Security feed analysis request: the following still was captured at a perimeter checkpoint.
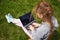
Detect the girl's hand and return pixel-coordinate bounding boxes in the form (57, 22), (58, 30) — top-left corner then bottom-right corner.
(31, 22), (40, 28)
(29, 25), (35, 31)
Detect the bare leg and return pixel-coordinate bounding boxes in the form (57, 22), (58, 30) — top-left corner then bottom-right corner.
(11, 18), (23, 27)
(5, 13), (33, 39)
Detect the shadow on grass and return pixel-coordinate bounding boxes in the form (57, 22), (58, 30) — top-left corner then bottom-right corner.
(52, 30), (60, 40)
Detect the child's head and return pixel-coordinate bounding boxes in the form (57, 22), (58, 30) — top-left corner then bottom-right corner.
(32, 0), (54, 22)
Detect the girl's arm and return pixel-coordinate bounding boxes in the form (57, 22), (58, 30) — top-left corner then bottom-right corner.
(21, 22), (40, 39)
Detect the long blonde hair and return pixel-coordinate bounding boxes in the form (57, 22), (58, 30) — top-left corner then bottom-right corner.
(32, 0), (54, 40)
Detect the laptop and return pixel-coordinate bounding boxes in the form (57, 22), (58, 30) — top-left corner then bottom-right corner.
(19, 12), (36, 29)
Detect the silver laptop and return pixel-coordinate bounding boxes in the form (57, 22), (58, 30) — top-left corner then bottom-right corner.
(19, 12), (36, 29)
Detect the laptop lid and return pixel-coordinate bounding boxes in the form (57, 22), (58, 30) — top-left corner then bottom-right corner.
(19, 12), (34, 27)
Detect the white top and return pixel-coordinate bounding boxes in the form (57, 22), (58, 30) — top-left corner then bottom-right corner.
(31, 16), (59, 40)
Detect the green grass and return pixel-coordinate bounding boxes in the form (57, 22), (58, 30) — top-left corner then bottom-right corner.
(0, 0), (60, 40)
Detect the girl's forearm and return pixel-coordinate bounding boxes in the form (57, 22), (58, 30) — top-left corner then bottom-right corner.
(21, 26), (33, 39)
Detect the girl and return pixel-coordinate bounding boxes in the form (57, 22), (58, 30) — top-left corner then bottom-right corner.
(5, 0), (59, 40)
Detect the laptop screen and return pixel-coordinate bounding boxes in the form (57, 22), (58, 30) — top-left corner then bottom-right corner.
(19, 12), (34, 26)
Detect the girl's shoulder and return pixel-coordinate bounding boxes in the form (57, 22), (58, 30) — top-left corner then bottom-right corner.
(40, 16), (59, 28)
(38, 22), (50, 30)
(41, 22), (50, 27)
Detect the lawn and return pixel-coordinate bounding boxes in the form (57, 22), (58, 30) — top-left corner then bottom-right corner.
(0, 0), (60, 40)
